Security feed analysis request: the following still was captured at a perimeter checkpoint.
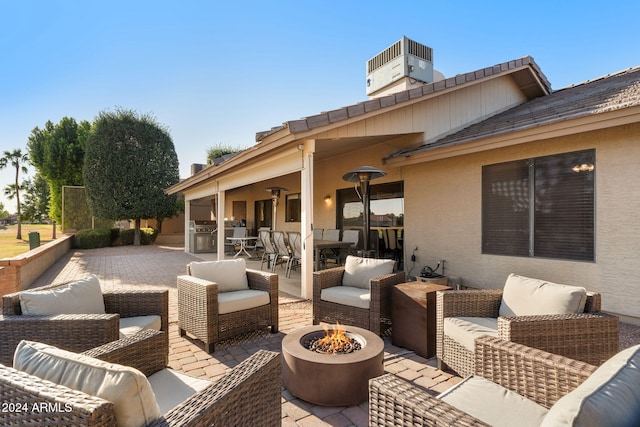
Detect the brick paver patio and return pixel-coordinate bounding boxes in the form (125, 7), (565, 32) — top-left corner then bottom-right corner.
(28, 243), (462, 426)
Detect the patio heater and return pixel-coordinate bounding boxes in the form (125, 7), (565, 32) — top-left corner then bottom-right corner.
(342, 166), (386, 256)
(266, 187), (288, 230)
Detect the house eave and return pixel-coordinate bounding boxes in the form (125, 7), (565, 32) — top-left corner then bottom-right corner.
(385, 106), (640, 167)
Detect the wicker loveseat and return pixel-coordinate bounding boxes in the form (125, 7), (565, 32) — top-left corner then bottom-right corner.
(0, 330), (282, 426)
(0, 275), (169, 367)
(178, 258), (278, 352)
(436, 273), (619, 377)
(313, 256), (406, 335)
(370, 336), (640, 427)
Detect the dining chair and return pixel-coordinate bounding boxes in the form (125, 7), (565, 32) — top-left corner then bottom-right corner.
(259, 230), (277, 271)
(271, 231), (291, 273)
(286, 231), (302, 278)
(322, 229), (342, 267)
(225, 226), (246, 254)
(341, 229), (360, 255)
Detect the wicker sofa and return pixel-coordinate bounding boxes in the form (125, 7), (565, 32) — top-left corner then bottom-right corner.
(370, 336), (640, 426)
(436, 274), (619, 377)
(0, 330), (282, 426)
(178, 259), (279, 352)
(313, 256), (406, 335)
(0, 276), (169, 367)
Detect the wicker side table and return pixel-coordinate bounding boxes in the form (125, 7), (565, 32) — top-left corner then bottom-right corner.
(392, 282), (452, 358)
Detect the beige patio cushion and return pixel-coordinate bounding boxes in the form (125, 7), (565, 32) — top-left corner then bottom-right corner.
(438, 375), (548, 427)
(147, 368), (212, 414)
(13, 340), (161, 427)
(320, 286), (370, 309)
(119, 315), (162, 339)
(188, 259), (249, 292)
(342, 256), (395, 290)
(217, 289), (270, 314)
(499, 274), (587, 317)
(443, 317), (498, 351)
(541, 344), (640, 426)
(19, 274), (106, 315)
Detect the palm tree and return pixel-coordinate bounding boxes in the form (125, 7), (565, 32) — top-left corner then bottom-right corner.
(0, 149), (30, 239)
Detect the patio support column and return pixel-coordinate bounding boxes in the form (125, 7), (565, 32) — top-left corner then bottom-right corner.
(183, 200), (191, 253)
(300, 140), (315, 300)
(216, 189), (226, 260)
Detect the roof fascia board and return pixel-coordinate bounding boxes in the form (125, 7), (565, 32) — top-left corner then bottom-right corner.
(167, 132), (298, 194)
(181, 144), (304, 199)
(386, 106), (640, 167)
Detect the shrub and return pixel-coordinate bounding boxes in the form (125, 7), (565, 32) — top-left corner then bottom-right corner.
(75, 227), (115, 249)
(119, 227), (158, 245)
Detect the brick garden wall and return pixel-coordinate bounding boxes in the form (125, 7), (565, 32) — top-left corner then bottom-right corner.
(0, 234), (73, 296)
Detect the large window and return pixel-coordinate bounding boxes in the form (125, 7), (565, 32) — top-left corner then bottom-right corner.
(482, 149), (595, 261)
(337, 181), (404, 229)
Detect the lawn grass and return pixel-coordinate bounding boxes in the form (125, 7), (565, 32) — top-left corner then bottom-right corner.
(0, 224), (58, 258)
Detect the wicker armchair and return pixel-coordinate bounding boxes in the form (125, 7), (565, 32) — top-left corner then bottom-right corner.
(370, 336), (640, 427)
(0, 281), (168, 367)
(178, 260), (278, 352)
(0, 330), (282, 426)
(436, 275), (619, 377)
(313, 256), (406, 335)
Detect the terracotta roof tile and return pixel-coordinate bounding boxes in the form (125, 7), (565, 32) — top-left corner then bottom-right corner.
(256, 56), (551, 141)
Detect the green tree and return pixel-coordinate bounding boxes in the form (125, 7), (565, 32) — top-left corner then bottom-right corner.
(21, 173), (50, 223)
(28, 117), (90, 223)
(0, 149), (30, 239)
(0, 202), (9, 219)
(206, 143), (240, 165)
(83, 108), (179, 245)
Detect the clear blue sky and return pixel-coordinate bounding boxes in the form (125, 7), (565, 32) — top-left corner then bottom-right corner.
(1, 0), (639, 213)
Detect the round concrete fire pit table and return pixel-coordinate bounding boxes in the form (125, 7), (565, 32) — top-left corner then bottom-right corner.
(282, 324), (384, 407)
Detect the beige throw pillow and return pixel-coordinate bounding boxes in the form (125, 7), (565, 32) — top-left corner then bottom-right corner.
(19, 275), (106, 315)
(499, 274), (587, 317)
(14, 340), (161, 427)
(342, 256), (395, 290)
(188, 259), (249, 292)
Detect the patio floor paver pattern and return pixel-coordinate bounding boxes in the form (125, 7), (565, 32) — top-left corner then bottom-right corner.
(27, 244), (462, 426)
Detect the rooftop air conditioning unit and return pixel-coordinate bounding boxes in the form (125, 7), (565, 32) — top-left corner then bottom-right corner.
(366, 36), (434, 96)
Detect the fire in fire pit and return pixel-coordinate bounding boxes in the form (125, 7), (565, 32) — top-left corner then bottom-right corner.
(304, 323), (362, 354)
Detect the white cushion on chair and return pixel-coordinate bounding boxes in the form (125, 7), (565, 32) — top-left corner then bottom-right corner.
(19, 275), (106, 315)
(119, 315), (162, 339)
(14, 340), (161, 427)
(148, 368), (211, 414)
(438, 375), (548, 427)
(443, 317), (498, 352)
(218, 289), (270, 314)
(188, 259), (249, 292)
(541, 344), (640, 427)
(321, 286), (370, 309)
(342, 256), (395, 290)
(499, 274), (587, 317)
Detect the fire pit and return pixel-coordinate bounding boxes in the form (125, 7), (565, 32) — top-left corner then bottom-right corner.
(282, 324), (384, 406)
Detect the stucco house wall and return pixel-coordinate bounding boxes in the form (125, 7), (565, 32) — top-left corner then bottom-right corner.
(402, 122), (640, 321)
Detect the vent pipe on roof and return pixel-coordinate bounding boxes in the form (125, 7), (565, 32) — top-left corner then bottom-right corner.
(190, 163), (206, 175)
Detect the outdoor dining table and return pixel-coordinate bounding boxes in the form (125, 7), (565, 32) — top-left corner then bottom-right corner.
(313, 240), (353, 270)
(227, 236), (258, 258)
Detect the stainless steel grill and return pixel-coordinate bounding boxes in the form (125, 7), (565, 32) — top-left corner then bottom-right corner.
(189, 220), (217, 253)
